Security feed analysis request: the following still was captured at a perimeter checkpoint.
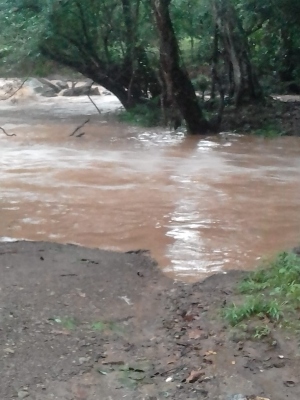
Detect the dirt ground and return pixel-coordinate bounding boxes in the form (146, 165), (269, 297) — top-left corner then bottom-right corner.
(221, 97), (300, 136)
(0, 241), (299, 400)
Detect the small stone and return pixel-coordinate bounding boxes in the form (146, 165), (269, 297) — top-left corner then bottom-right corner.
(4, 348), (15, 354)
(273, 360), (285, 368)
(18, 390), (29, 399)
(78, 357), (90, 365)
(225, 395), (247, 400)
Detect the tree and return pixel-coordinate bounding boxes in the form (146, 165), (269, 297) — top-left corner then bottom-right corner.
(151, 0), (210, 133)
(233, 0), (300, 90)
(39, 0), (160, 109)
(1, 0), (299, 132)
(212, 0), (263, 106)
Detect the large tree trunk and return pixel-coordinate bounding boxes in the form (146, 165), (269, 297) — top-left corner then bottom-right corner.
(212, 0), (263, 106)
(151, 0), (210, 134)
(41, 42), (159, 110)
(210, 24), (225, 127)
(40, 0), (160, 111)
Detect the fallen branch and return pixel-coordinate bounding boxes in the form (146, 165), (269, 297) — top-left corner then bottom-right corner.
(69, 118), (90, 136)
(0, 77), (29, 101)
(87, 82), (102, 114)
(0, 126), (16, 137)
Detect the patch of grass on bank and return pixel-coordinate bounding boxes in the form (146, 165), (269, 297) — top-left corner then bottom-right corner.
(91, 320), (125, 335)
(50, 316), (79, 330)
(119, 103), (162, 127)
(253, 122), (284, 137)
(224, 252), (300, 332)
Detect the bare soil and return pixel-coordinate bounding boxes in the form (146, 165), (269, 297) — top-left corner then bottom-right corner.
(0, 241), (299, 400)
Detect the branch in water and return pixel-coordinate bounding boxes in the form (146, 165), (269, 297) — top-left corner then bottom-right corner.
(0, 77), (29, 101)
(0, 126), (16, 137)
(88, 82), (102, 114)
(69, 118), (90, 136)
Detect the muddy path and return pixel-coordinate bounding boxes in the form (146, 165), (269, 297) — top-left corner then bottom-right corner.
(1, 241), (299, 400)
(1, 93), (300, 280)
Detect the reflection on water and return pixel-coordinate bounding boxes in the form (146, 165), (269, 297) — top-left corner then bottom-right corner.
(1, 96), (300, 280)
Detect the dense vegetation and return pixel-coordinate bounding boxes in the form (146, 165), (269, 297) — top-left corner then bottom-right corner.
(0, 0), (299, 133)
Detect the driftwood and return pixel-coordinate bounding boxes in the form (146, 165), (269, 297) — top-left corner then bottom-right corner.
(0, 126), (16, 137)
(69, 118), (90, 136)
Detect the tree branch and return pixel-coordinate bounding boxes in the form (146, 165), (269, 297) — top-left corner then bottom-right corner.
(70, 119), (90, 136)
(87, 82), (102, 114)
(0, 77), (29, 101)
(0, 126), (16, 137)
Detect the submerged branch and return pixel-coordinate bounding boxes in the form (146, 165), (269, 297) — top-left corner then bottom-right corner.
(69, 119), (90, 136)
(0, 78), (29, 101)
(87, 82), (101, 114)
(0, 126), (16, 137)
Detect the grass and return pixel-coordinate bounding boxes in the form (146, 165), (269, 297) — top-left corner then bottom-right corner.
(223, 252), (300, 332)
(253, 122), (284, 137)
(119, 103), (162, 127)
(91, 320), (125, 335)
(50, 316), (79, 330)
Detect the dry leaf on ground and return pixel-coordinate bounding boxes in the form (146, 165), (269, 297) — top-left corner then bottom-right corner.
(186, 370), (204, 383)
(188, 329), (203, 340)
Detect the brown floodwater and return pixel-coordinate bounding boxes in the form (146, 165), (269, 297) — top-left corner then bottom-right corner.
(0, 94), (300, 280)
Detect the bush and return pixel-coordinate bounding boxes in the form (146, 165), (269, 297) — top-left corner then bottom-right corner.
(118, 103), (162, 127)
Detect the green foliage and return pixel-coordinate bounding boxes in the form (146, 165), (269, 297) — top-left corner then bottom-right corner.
(224, 252), (300, 329)
(192, 75), (210, 92)
(234, 0), (300, 83)
(91, 320), (125, 335)
(51, 316), (78, 330)
(253, 123), (283, 138)
(253, 324), (271, 339)
(119, 103), (162, 127)
(223, 297), (281, 326)
(0, 0), (48, 75)
(1, 0), (299, 121)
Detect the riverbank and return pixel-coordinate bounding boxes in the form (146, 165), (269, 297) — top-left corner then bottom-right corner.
(221, 97), (300, 137)
(1, 241), (299, 400)
(1, 78), (300, 137)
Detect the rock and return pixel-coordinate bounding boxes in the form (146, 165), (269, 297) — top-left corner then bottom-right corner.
(54, 80), (69, 91)
(58, 85), (100, 96)
(58, 88), (75, 97)
(18, 390), (30, 399)
(91, 87), (100, 95)
(25, 78), (57, 97)
(225, 395), (247, 400)
(37, 78), (69, 93)
(293, 246), (300, 256)
(78, 356), (90, 365)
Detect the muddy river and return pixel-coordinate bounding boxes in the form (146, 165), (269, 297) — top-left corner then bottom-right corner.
(1, 94), (300, 280)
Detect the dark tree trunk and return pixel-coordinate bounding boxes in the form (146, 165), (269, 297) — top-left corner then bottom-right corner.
(209, 24), (225, 128)
(151, 0), (210, 134)
(40, 0), (160, 111)
(41, 42), (159, 110)
(279, 28), (299, 83)
(212, 0), (263, 107)
(210, 24), (219, 101)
